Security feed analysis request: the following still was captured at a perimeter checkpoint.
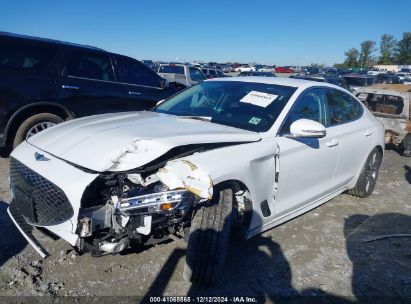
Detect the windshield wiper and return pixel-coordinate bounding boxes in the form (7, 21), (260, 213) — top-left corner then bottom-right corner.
(178, 116), (212, 122)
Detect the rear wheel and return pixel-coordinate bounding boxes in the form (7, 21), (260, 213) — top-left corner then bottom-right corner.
(13, 113), (63, 148)
(348, 148), (382, 197)
(183, 188), (233, 287)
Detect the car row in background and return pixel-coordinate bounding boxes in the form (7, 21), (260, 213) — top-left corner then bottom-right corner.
(238, 71), (276, 77)
(200, 67), (227, 79)
(290, 74), (350, 91)
(0, 32), (177, 150)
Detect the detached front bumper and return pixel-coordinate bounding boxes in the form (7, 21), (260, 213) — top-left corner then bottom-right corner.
(7, 201), (49, 258)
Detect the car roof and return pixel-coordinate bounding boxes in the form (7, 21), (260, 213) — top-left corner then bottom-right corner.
(0, 31), (105, 52)
(207, 76), (344, 90)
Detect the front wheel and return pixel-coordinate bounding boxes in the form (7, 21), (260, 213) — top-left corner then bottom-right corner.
(348, 148), (382, 197)
(183, 188), (233, 287)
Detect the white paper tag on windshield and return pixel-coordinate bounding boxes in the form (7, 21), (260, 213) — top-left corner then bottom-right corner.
(240, 91), (278, 108)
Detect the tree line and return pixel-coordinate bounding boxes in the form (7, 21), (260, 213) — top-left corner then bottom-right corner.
(334, 32), (411, 69)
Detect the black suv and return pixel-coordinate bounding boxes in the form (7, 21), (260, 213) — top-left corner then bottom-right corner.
(0, 32), (176, 149)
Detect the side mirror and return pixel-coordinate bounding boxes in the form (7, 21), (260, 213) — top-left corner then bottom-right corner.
(288, 119), (326, 138)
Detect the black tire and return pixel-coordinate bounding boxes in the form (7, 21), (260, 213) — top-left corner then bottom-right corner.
(348, 148), (382, 198)
(402, 134), (411, 157)
(13, 113), (63, 148)
(183, 188), (233, 287)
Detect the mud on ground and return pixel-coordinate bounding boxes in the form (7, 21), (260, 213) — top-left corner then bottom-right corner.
(0, 150), (410, 302)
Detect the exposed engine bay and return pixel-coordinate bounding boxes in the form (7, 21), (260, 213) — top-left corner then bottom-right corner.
(76, 159), (213, 256)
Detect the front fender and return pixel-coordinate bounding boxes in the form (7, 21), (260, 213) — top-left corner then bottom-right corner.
(179, 139), (277, 233)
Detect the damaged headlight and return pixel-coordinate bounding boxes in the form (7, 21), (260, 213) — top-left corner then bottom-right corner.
(117, 190), (189, 212)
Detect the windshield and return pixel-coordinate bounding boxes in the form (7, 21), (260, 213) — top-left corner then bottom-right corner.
(159, 65), (185, 75)
(154, 81), (297, 132)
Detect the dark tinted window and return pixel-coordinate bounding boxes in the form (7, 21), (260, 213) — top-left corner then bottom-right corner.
(66, 51), (114, 81)
(189, 67), (206, 82)
(209, 69), (216, 75)
(280, 88), (326, 134)
(326, 89), (363, 125)
(116, 56), (160, 87)
(217, 70), (224, 77)
(159, 65), (185, 75)
(0, 44), (57, 71)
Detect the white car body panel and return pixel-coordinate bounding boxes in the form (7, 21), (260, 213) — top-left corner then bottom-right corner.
(8, 77), (385, 255)
(27, 111), (261, 172)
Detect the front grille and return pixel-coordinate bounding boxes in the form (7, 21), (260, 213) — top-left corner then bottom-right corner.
(10, 157), (74, 226)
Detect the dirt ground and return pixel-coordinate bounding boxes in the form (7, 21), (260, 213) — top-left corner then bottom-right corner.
(0, 149), (410, 303)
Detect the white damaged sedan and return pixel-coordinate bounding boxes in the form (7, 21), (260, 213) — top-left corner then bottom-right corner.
(8, 77), (384, 286)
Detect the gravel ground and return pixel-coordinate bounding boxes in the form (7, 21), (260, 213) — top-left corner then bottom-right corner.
(0, 150), (410, 302)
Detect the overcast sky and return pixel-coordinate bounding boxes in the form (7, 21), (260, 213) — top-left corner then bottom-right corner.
(2, 0), (410, 66)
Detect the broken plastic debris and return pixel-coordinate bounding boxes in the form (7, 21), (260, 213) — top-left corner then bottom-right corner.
(157, 159), (213, 199)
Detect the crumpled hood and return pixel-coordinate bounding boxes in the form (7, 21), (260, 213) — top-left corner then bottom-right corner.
(27, 111), (261, 172)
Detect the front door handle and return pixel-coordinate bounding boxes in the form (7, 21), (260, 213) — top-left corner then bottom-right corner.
(61, 85), (79, 90)
(128, 91), (141, 96)
(364, 130), (373, 137)
(325, 139), (339, 147)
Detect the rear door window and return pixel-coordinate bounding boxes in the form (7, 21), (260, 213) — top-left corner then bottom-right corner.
(159, 65), (185, 75)
(0, 43), (57, 71)
(189, 67), (206, 82)
(326, 89), (363, 126)
(116, 56), (161, 87)
(65, 51), (114, 81)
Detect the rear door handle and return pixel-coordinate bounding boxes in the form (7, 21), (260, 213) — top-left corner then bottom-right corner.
(128, 91), (141, 96)
(364, 130), (373, 137)
(325, 139), (339, 147)
(61, 85), (79, 90)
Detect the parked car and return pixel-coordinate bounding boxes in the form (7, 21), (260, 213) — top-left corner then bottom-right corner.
(222, 65), (234, 73)
(342, 74), (374, 92)
(367, 68), (386, 76)
(257, 65), (276, 72)
(275, 66), (294, 73)
(8, 77), (384, 287)
(238, 71), (276, 77)
(396, 72), (411, 81)
(304, 67), (323, 75)
(0, 32), (176, 150)
(355, 87), (411, 156)
(235, 65), (255, 72)
(157, 64), (206, 89)
(290, 74), (350, 91)
(376, 73), (403, 84)
(200, 68), (226, 79)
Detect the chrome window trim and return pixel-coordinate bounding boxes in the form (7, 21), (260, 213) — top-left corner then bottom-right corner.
(66, 75), (163, 90)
